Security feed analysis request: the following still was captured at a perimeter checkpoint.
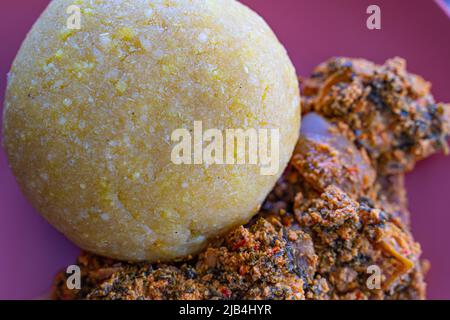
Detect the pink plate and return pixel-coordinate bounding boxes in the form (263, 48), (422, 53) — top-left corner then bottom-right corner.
(1, 0), (449, 299)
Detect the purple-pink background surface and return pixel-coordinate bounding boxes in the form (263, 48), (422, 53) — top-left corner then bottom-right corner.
(1, 0), (449, 299)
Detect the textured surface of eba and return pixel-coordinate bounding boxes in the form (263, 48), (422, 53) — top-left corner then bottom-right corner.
(2, 0), (300, 261)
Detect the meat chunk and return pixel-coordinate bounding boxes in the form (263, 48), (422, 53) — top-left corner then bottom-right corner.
(293, 112), (376, 198)
(302, 57), (450, 174)
(294, 185), (424, 300)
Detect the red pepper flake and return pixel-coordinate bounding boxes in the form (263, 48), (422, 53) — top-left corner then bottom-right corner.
(355, 291), (364, 300)
(347, 165), (359, 175)
(267, 246), (281, 257)
(232, 238), (247, 251)
(220, 287), (232, 298)
(239, 265), (248, 276)
(401, 248), (411, 256)
(282, 216), (292, 227)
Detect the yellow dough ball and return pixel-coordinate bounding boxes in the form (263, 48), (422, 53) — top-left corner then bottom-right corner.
(3, 0), (300, 261)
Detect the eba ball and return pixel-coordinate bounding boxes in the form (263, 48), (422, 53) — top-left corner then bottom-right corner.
(3, 0), (300, 261)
